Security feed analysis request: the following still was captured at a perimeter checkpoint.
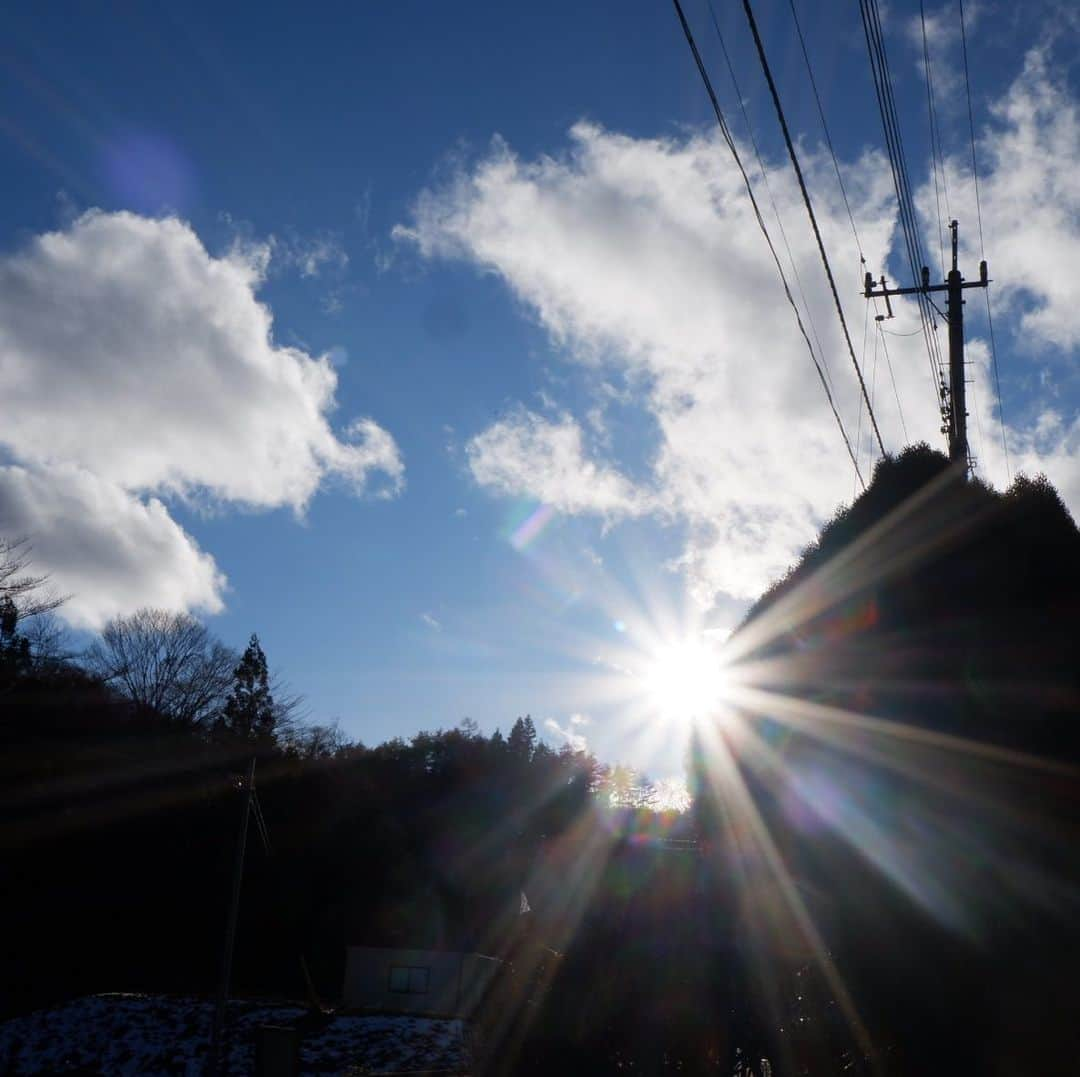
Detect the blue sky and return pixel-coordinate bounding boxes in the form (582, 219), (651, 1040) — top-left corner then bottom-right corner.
(1, 0), (1077, 779)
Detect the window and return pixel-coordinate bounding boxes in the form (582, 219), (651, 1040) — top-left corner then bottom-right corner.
(389, 964), (430, 994)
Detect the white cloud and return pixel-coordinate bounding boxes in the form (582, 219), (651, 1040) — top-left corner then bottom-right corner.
(466, 408), (650, 519)
(420, 611), (442, 631)
(904, 2), (981, 102)
(951, 47), (1080, 352)
(287, 232), (348, 279)
(544, 715), (588, 752)
(0, 463), (224, 630)
(398, 46), (1080, 605)
(0, 210), (402, 627)
(398, 123), (911, 602)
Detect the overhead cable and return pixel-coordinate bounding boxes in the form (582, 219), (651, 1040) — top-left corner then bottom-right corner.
(787, 0), (864, 263)
(920, 0), (948, 276)
(669, 0), (864, 487)
(860, 0), (948, 419)
(790, 0), (911, 445)
(741, 0), (886, 459)
(877, 322), (910, 443)
(959, 0), (1011, 480)
(706, 0), (834, 390)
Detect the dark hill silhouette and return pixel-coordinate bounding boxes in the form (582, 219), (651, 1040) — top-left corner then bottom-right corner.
(690, 445), (1080, 1074)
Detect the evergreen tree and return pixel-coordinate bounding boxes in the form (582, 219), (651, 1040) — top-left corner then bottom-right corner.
(0, 595), (31, 679)
(221, 633), (276, 744)
(507, 715), (537, 762)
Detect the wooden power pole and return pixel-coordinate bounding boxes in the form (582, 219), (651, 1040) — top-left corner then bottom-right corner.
(864, 220), (988, 472)
(208, 756), (257, 1076)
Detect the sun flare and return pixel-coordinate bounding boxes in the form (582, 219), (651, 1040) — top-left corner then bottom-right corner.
(643, 637), (730, 725)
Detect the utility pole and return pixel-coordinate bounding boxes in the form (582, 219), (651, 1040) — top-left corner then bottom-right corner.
(208, 755), (256, 1077)
(863, 220), (988, 472)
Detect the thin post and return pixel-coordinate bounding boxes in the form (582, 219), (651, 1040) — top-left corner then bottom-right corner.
(863, 219), (987, 474)
(946, 220), (967, 468)
(208, 755), (256, 1076)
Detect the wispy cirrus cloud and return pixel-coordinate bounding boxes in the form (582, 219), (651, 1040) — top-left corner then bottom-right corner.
(545, 715), (589, 752)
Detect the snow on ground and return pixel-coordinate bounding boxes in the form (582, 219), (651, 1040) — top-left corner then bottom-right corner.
(0, 994), (469, 1075)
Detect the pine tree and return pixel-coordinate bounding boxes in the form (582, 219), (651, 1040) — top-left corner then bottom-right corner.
(221, 633), (275, 744)
(507, 715), (537, 762)
(0, 595), (31, 679)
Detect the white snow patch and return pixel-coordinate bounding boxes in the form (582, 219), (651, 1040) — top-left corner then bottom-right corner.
(0, 994), (469, 1075)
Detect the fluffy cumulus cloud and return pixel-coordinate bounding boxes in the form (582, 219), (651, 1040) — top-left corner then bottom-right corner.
(467, 409), (648, 518)
(921, 44), (1080, 510)
(398, 44), (1080, 605)
(0, 464), (225, 629)
(0, 210), (402, 628)
(965, 47), (1080, 351)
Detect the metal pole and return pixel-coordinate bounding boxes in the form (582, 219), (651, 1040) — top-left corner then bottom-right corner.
(946, 220), (967, 468)
(208, 755), (256, 1076)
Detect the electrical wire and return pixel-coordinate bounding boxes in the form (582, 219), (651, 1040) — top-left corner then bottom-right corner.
(249, 785), (323, 1010)
(959, 0), (985, 256)
(877, 321), (910, 443)
(706, 0), (834, 391)
(959, 0), (1011, 481)
(787, 0), (864, 262)
(251, 789), (273, 855)
(789, 0), (911, 448)
(860, 0), (949, 427)
(868, 315), (881, 472)
(920, 0), (947, 277)
(670, 0), (865, 487)
(984, 292), (1011, 481)
(854, 301), (868, 496)
(741, 0), (885, 459)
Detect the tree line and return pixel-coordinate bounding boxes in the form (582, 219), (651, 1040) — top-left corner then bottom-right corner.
(1, 537), (682, 1053)
(3, 444), (1079, 1074)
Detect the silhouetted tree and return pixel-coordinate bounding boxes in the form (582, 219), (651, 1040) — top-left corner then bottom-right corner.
(85, 608), (236, 726)
(0, 595), (31, 679)
(507, 715), (537, 762)
(0, 537), (64, 618)
(218, 633), (276, 745)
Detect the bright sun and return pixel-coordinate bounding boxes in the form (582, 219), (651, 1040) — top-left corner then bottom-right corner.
(643, 637), (730, 724)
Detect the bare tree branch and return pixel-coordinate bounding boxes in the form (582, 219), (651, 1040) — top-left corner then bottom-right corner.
(0, 537), (66, 618)
(84, 608), (237, 726)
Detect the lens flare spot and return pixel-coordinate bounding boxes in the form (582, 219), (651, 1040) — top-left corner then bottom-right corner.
(643, 638), (729, 724)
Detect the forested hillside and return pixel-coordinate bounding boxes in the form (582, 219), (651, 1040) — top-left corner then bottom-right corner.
(4, 444), (1079, 1075)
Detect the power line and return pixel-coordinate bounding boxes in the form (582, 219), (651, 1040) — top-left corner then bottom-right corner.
(920, 0), (947, 276)
(877, 321), (910, 443)
(868, 312), (881, 473)
(983, 294), (1011, 480)
(706, 0), (834, 391)
(860, 0), (949, 427)
(787, 0), (864, 262)
(958, 0), (985, 257)
(959, 0), (1011, 481)
(854, 300), (868, 496)
(741, 0), (886, 458)
(789, 0), (911, 453)
(669, 0), (865, 487)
